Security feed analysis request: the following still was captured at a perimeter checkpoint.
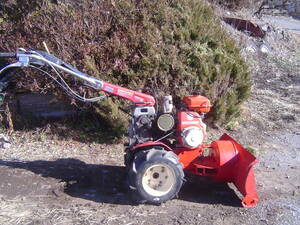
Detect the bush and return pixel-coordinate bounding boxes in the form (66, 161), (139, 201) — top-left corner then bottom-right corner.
(0, 0), (250, 136)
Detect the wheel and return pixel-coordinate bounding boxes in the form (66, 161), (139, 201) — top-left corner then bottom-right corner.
(128, 148), (184, 204)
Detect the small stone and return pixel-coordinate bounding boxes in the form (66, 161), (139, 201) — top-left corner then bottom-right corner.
(3, 142), (11, 149)
(261, 24), (271, 32)
(246, 44), (258, 53)
(260, 43), (272, 53)
(0, 134), (11, 149)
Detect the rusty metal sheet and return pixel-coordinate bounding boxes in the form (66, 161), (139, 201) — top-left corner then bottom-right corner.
(223, 17), (266, 38)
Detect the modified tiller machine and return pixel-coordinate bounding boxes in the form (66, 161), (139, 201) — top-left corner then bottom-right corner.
(0, 49), (258, 207)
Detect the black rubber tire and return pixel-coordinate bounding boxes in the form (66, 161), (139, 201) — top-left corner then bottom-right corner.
(128, 149), (184, 204)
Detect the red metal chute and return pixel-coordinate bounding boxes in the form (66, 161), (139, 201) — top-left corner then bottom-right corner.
(213, 133), (259, 207)
(176, 133), (259, 208)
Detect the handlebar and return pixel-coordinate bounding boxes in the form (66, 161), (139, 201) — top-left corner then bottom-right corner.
(0, 49), (107, 102)
(0, 48), (155, 105)
(0, 52), (16, 58)
(0, 50), (103, 89)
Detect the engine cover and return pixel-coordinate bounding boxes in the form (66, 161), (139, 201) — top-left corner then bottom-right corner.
(177, 111), (207, 149)
(181, 126), (203, 148)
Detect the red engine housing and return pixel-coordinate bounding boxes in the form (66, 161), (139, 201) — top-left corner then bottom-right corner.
(177, 110), (207, 148)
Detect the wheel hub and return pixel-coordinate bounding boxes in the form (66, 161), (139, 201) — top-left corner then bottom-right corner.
(142, 163), (176, 197)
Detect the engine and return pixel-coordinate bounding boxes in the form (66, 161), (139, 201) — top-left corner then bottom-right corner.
(128, 95), (176, 145)
(128, 93), (211, 149)
(177, 111), (207, 148)
(177, 94), (211, 149)
(127, 106), (156, 144)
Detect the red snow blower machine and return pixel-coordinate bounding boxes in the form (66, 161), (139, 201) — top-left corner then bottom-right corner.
(0, 49), (258, 207)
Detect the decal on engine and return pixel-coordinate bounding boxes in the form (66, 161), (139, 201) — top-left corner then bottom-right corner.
(181, 121), (200, 125)
(187, 114), (194, 120)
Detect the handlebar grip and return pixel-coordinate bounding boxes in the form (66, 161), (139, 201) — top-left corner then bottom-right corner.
(0, 52), (16, 58)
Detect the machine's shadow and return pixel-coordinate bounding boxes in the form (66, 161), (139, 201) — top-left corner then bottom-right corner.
(0, 158), (241, 207)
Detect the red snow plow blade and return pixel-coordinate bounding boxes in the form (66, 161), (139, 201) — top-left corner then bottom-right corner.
(212, 133), (259, 207)
(177, 133), (259, 207)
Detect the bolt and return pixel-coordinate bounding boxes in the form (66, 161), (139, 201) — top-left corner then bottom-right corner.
(153, 172), (159, 179)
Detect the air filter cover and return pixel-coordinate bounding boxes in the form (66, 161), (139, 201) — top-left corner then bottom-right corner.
(157, 113), (175, 132)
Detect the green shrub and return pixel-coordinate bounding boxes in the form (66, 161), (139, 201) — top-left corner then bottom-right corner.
(0, 0), (250, 136)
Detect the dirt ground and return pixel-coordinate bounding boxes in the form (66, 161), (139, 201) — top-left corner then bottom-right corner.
(1, 12), (300, 225)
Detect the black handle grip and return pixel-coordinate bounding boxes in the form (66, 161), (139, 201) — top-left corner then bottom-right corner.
(0, 52), (16, 58)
